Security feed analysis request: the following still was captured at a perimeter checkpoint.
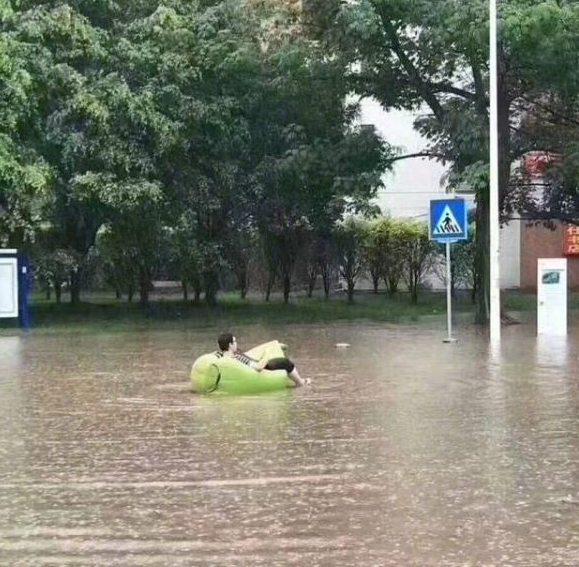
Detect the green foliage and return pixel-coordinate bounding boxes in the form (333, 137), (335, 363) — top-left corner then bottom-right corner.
(0, 6), (53, 246)
(306, 0), (491, 320)
(334, 216), (368, 303)
(502, 1), (579, 98)
(396, 219), (434, 304)
(94, 224), (139, 301)
(33, 247), (79, 303)
(433, 223), (476, 297)
(363, 217), (407, 294)
(1, 0), (389, 306)
(500, 1), (579, 224)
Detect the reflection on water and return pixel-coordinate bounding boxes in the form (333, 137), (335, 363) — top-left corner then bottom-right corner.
(536, 335), (569, 368)
(1, 323), (579, 566)
(0, 335), (22, 380)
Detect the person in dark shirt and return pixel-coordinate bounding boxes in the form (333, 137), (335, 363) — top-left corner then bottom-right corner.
(216, 333), (310, 387)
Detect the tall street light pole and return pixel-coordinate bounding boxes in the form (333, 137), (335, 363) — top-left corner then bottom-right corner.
(490, 0), (501, 343)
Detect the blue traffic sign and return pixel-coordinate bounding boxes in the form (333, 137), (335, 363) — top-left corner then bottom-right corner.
(429, 198), (468, 242)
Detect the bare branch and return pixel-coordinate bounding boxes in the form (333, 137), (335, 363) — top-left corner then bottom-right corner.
(514, 211), (579, 225)
(428, 82), (485, 105)
(370, 2), (445, 122)
(518, 94), (579, 127)
(388, 152), (447, 163)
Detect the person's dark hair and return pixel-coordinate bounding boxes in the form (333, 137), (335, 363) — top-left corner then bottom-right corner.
(218, 332), (234, 352)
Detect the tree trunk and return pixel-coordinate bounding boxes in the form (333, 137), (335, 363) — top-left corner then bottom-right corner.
(323, 278), (330, 299)
(182, 280), (188, 301)
(114, 266), (123, 300)
(265, 274), (275, 302)
(347, 279), (355, 303)
(475, 186), (490, 324)
(139, 266), (150, 305)
(204, 270), (219, 306)
(237, 270), (248, 299)
(307, 274), (316, 298)
(387, 275), (399, 295)
(54, 282), (62, 304)
(70, 269), (81, 304)
(410, 271), (419, 304)
(383, 277), (390, 293)
(192, 277), (202, 303)
(306, 263), (317, 298)
(372, 274), (379, 293)
(498, 44), (512, 216)
(45, 284), (51, 300)
(127, 284), (134, 303)
(283, 274), (291, 304)
(320, 264), (331, 299)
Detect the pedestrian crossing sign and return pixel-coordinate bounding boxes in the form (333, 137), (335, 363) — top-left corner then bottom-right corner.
(429, 198), (468, 242)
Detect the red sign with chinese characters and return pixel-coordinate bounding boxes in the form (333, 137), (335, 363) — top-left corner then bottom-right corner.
(564, 225), (579, 255)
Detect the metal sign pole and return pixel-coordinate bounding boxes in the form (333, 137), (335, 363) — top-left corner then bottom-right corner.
(443, 241), (457, 343)
(429, 198), (466, 344)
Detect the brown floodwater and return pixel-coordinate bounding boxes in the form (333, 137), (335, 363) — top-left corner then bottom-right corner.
(1, 322), (579, 566)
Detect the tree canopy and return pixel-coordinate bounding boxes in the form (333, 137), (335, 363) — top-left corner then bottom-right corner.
(0, 0), (390, 303)
(499, 0), (579, 225)
(305, 0), (491, 320)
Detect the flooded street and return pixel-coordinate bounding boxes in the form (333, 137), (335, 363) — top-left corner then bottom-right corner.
(1, 323), (579, 566)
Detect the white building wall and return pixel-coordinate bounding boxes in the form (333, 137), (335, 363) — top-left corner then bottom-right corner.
(499, 220), (521, 288)
(360, 102), (448, 221)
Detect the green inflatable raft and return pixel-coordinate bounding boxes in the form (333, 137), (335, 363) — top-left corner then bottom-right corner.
(190, 340), (293, 394)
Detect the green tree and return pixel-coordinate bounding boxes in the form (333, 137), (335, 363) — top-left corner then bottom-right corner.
(363, 216), (406, 294)
(334, 216), (367, 303)
(95, 224), (139, 302)
(33, 248), (79, 303)
(0, 3), (52, 247)
(433, 229), (476, 300)
(2, 0), (392, 309)
(3, 4), (122, 301)
(397, 219), (434, 304)
(306, 0), (491, 321)
(499, 1), (579, 225)
(99, 178), (165, 304)
(381, 218), (406, 294)
(170, 211), (204, 302)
